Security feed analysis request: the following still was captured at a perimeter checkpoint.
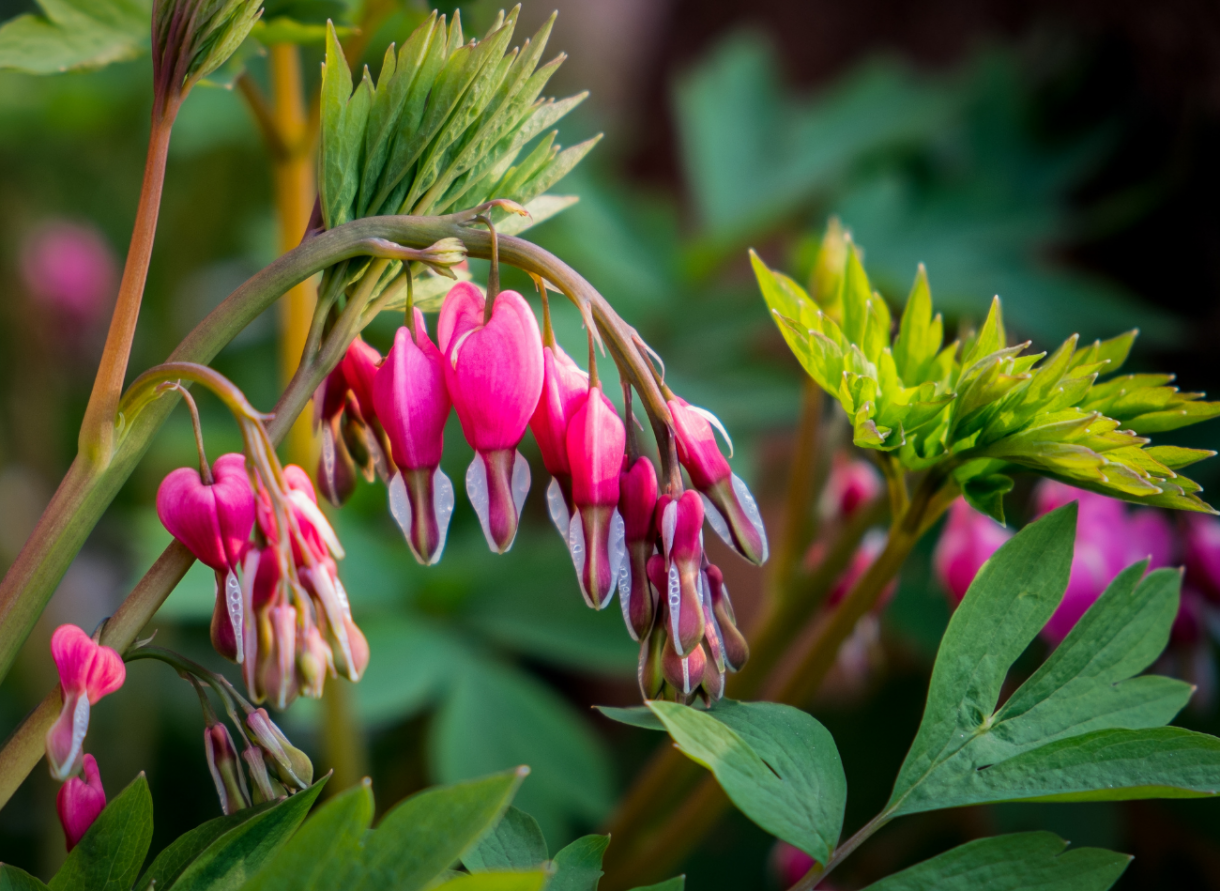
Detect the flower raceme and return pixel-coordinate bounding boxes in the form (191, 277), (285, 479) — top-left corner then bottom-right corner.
(46, 625), (125, 782)
(618, 455), (660, 641)
(439, 282), (544, 553)
(374, 309), (455, 566)
(531, 342), (590, 533)
(56, 753), (106, 851)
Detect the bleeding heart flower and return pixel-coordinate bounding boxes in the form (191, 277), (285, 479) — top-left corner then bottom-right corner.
(656, 490), (706, 657)
(932, 498), (1013, 604)
(439, 282), (543, 553)
(157, 453), (255, 573)
(56, 753), (106, 851)
(46, 625), (125, 781)
(339, 337), (381, 425)
(618, 455), (660, 640)
(668, 397), (768, 565)
(564, 385), (627, 609)
(530, 343), (589, 534)
(374, 311), (455, 565)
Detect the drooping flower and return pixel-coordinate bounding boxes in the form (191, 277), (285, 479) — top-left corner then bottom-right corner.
(46, 625), (125, 781)
(565, 384), (627, 609)
(315, 339), (391, 505)
(340, 337), (381, 426)
(530, 343), (589, 533)
(932, 498), (1014, 604)
(374, 311), (455, 565)
(819, 455), (882, 522)
(56, 753), (106, 851)
(204, 722), (250, 815)
(656, 490), (707, 656)
(704, 563), (748, 672)
(668, 396), (768, 565)
(439, 282), (544, 553)
(618, 455), (660, 640)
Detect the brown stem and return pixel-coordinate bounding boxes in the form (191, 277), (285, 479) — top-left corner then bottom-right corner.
(769, 380), (824, 601)
(161, 382), (211, 484)
(78, 105), (179, 465)
(478, 214), (500, 321)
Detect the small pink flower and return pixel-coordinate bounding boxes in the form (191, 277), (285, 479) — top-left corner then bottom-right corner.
(564, 386), (627, 609)
(21, 221), (117, 327)
(656, 490), (707, 656)
(820, 455), (882, 521)
(56, 753), (106, 851)
(46, 626), (125, 781)
(439, 283), (544, 553)
(530, 343), (589, 533)
(932, 498), (1013, 604)
(157, 453), (255, 574)
(373, 311), (455, 565)
(339, 337), (382, 425)
(618, 456), (660, 640)
(668, 397), (768, 566)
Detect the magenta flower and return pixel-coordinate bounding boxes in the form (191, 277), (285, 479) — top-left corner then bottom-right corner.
(530, 343), (589, 534)
(618, 455), (660, 640)
(771, 842), (817, 889)
(339, 337), (381, 425)
(565, 385), (627, 609)
(1184, 514), (1220, 602)
(20, 220), (117, 328)
(56, 753), (106, 851)
(657, 490), (707, 656)
(668, 397), (768, 566)
(46, 625), (125, 781)
(373, 311), (455, 565)
(439, 282), (544, 553)
(820, 455), (882, 522)
(704, 563), (749, 672)
(1126, 509), (1175, 570)
(932, 498), (1013, 604)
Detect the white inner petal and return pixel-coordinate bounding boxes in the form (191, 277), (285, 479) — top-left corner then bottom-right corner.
(290, 490), (346, 559)
(567, 509), (585, 576)
(68, 695), (90, 776)
(225, 569), (244, 664)
(732, 473), (769, 562)
(465, 456), (496, 551)
(701, 493), (732, 549)
(618, 555), (637, 641)
(680, 655), (692, 695)
(667, 562), (684, 656)
(661, 501), (678, 557)
(321, 429), (336, 481)
(511, 450), (531, 516)
(689, 404), (734, 457)
(365, 427), (391, 482)
(388, 471), (414, 545)
(546, 477), (570, 538)
(604, 509), (626, 609)
(431, 467), (455, 565)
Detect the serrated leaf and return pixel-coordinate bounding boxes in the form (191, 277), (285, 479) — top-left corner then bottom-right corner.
(647, 700), (846, 863)
(462, 807), (548, 872)
(860, 832), (1128, 891)
(547, 835), (609, 891)
(49, 773), (152, 891)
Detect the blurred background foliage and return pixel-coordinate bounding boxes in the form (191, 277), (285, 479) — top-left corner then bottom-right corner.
(1, 0), (1220, 887)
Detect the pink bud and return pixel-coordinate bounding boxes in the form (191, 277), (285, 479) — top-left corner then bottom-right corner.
(530, 344), (589, 531)
(315, 363), (348, 425)
(661, 629), (707, 699)
(204, 723), (250, 815)
(439, 283), (543, 553)
(374, 313), (455, 565)
(21, 221), (117, 327)
(247, 708), (313, 789)
(668, 397), (768, 565)
(56, 753), (106, 851)
(820, 455), (882, 521)
(932, 498), (1013, 604)
(618, 456), (660, 640)
(656, 491), (706, 656)
(297, 624), (333, 699)
(704, 564), (749, 672)
(1184, 514), (1220, 603)
(46, 626), (125, 781)
(157, 453), (255, 573)
(340, 337), (381, 425)
(258, 605), (298, 710)
(564, 387), (627, 609)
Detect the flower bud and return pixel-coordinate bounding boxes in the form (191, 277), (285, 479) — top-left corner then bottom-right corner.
(668, 397), (768, 565)
(204, 723), (250, 815)
(699, 638), (726, 704)
(317, 421), (359, 507)
(704, 564), (749, 672)
(374, 314), (455, 565)
(340, 337), (381, 425)
(656, 492), (706, 656)
(618, 456), (660, 640)
(661, 631), (707, 700)
(932, 498), (1013, 604)
(243, 746), (286, 804)
(439, 282), (543, 553)
(565, 386), (627, 609)
(820, 455), (881, 521)
(46, 626), (125, 782)
(246, 708), (313, 790)
(56, 753), (106, 851)
(638, 625), (667, 701)
(297, 624), (334, 699)
(257, 605), (298, 710)
(529, 344), (589, 532)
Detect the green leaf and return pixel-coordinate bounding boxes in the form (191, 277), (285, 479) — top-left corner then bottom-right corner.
(647, 700), (846, 863)
(959, 473), (1013, 524)
(430, 873), (549, 891)
(50, 773), (152, 891)
(462, 807), (548, 872)
(0, 0), (148, 75)
(859, 832), (1129, 891)
(137, 801), (276, 891)
(351, 770), (526, 891)
(628, 880), (685, 891)
(547, 835), (609, 891)
(594, 705), (665, 731)
(168, 778), (327, 891)
(0, 865), (49, 891)
(244, 781), (374, 891)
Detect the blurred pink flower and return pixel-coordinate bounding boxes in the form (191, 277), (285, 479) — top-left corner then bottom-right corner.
(820, 454), (882, 522)
(770, 841), (818, 888)
(1183, 513), (1220, 603)
(932, 498), (1013, 604)
(20, 220), (117, 326)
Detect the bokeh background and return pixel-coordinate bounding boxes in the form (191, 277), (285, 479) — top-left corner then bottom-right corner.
(1, 0), (1219, 887)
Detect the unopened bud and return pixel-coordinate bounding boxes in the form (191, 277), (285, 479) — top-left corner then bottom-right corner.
(242, 746), (286, 804)
(246, 708), (313, 790)
(204, 724), (250, 815)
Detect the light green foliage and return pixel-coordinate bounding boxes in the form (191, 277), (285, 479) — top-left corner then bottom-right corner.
(646, 700), (846, 864)
(49, 773), (153, 891)
(888, 506), (1220, 816)
(754, 222), (1220, 519)
(432, 874), (549, 891)
(0, 0), (150, 74)
(463, 806), (548, 872)
(318, 9), (596, 231)
(859, 832), (1129, 891)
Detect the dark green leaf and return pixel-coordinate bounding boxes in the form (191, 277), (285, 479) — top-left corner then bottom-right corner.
(351, 770), (525, 891)
(462, 807), (548, 872)
(547, 835), (609, 891)
(431, 874), (549, 891)
(49, 773), (152, 891)
(860, 832), (1128, 891)
(959, 473), (1013, 523)
(138, 801), (275, 891)
(168, 778), (327, 891)
(593, 705), (665, 731)
(648, 700), (846, 863)
(0, 864), (49, 891)
(244, 780), (374, 891)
